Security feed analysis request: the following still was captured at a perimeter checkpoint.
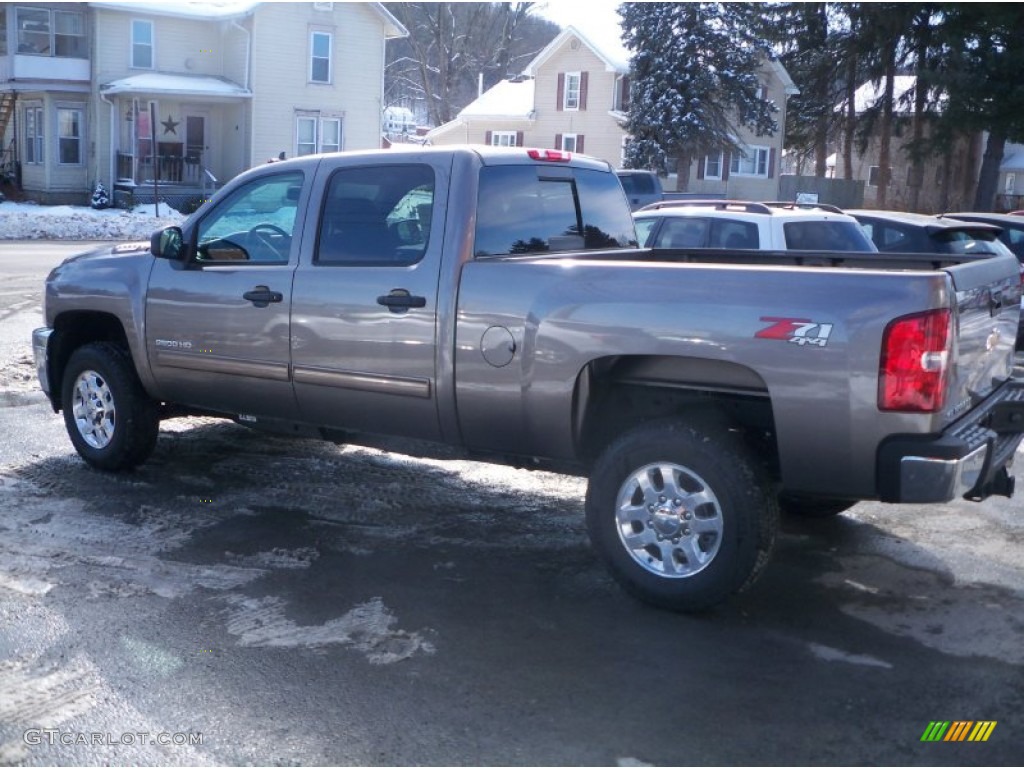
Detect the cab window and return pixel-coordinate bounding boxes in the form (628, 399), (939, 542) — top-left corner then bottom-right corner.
(316, 165), (435, 266)
(195, 172), (303, 264)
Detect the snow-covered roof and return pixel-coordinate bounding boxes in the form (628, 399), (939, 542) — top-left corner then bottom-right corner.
(852, 75), (924, 113)
(88, 2), (407, 37)
(524, 25), (629, 76)
(89, 1), (258, 20)
(1001, 152), (1024, 173)
(460, 78), (535, 119)
(100, 73), (252, 98)
(425, 78), (535, 141)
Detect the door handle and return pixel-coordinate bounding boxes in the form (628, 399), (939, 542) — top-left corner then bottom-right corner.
(243, 286), (283, 307)
(377, 289), (426, 313)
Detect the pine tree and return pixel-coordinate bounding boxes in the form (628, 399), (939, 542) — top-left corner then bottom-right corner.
(90, 181), (110, 210)
(620, 2), (777, 189)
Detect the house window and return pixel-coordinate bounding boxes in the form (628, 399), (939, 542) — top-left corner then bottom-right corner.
(564, 72), (581, 110)
(730, 145), (769, 177)
(491, 131), (517, 147)
(1005, 173), (1016, 195)
(321, 118), (341, 153)
(54, 11), (86, 57)
(0, 12), (6, 55)
(296, 115), (343, 156)
(132, 20), (154, 69)
(868, 165), (891, 187)
(297, 117), (318, 156)
(560, 134), (578, 152)
(704, 153), (723, 180)
(16, 8), (50, 54)
(310, 31), (332, 83)
(25, 107), (44, 164)
(57, 108), (83, 165)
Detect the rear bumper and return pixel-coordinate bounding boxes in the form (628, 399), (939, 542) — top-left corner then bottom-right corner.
(878, 379), (1024, 503)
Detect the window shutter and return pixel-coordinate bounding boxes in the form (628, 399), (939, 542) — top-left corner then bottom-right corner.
(576, 135), (585, 153)
(555, 133), (562, 150)
(697, 157), (705, 180)
(580, 72), (589, 110)
(515, 130), (524, 147)
(485, 130), (492, 145)
(722, 152), (730, 181)
(556, 73), (565, 111)
(768, 147), (776, 178)
(620, 77), (630, 111)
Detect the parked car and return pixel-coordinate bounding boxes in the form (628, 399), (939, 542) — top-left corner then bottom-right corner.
(848, 210), (1011, 256)
(633, 200), (877, 252)
(943, 212), (1024, 260)
(616, 170), (664, 211)
(850, 210), (1024, 347)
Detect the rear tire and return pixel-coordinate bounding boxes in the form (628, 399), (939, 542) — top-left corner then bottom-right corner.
(61, 342), (159, 471)
(585, 419), (777, 612)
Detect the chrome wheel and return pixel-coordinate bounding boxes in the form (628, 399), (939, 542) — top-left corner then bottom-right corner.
(71, 369), (116, 449)
(614, 462), (724, 578)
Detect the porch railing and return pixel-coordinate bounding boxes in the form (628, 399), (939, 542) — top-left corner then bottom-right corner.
(115, 150), (204, 186)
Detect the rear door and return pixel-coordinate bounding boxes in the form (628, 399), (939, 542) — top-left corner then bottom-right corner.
(289, 155), (449, 440)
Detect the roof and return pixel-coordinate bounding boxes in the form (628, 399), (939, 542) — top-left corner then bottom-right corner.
(89, 1), (259, 19)
(88, 2), (407, 37)
(425, 78), (535, 141)
(460, 79), (535, 119)
(847, 210), (1002, 231)
(848, 75), (944, 114)
(99, 73), (252, 98)
(524, 25), (629, 76)
(1001, 151), (1024, 173)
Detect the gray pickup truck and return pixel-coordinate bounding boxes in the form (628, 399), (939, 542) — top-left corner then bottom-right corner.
(33, 146), (1024, 611)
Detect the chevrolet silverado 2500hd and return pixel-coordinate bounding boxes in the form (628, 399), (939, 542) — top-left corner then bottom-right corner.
(33, 146), (1024, 611)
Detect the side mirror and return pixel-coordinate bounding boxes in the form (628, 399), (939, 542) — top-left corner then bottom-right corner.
(151, 226), (184, 261)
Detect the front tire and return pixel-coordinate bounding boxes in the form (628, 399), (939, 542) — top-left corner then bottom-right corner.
(61, 342), (159, 471)
(585, 419), (777, 612)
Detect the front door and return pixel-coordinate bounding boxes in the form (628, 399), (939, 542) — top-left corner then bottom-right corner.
(145, 169), (308, 419)
(184, 113), (207, 181)
(290, 157), (447, 440)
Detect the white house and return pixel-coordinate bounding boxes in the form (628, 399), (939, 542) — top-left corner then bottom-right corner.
(0, 1), (407, 205)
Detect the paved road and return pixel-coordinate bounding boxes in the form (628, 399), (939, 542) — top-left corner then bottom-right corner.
(1, 241), (1022, 766)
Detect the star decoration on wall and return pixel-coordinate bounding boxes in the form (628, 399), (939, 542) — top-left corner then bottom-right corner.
(162, 116), (180, 135)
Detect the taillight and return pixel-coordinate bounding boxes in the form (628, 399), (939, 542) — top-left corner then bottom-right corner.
(878, 308), (951, 412)
(527, 148), (571, 162)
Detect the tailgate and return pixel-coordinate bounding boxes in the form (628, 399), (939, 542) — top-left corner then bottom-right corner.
(944, 253), (1020, 422)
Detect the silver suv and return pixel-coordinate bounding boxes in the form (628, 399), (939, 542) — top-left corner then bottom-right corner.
(634, 200), (877, 252)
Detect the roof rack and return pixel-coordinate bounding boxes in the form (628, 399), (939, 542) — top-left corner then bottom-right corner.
(638, 200), (773, 214)
(761, 201), (845, 214)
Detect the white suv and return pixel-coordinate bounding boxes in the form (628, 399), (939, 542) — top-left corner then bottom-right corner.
(633, 200), (877, 252)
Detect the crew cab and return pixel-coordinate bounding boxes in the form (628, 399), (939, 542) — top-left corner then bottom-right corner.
(33, 146), (1024, 612)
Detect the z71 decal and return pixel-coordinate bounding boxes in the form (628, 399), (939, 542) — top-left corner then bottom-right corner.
(756, 317), (834, 347)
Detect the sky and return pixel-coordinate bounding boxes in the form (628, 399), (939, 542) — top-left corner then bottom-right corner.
(534, 0), (628, 60)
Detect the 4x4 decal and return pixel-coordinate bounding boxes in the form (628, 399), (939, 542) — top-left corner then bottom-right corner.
(756, 317), (834, 347)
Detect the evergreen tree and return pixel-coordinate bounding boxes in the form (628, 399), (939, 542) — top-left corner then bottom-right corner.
(620, 2), (777, 189)
(90, 181), (110, 210)
(933, 4), (1024, 210)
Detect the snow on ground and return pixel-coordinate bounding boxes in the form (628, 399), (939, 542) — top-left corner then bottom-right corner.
(0, 201), (186, 241)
